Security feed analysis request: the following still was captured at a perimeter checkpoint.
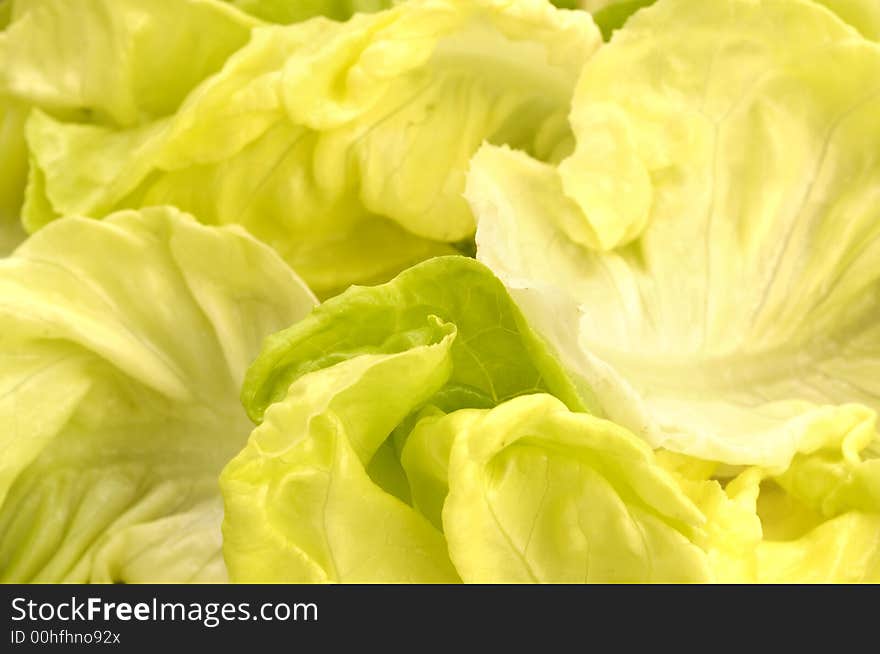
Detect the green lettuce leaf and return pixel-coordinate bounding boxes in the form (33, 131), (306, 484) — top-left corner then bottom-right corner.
(0, 0), (263, 253)
(222, 323), (462, 582)
(0, 0), (260, 125)
(222, 256), (710, 582)
(226, 0), (394, 23)
(0, 0), (16, 252)
(0, 95), (27, 254)
(814, 0), (880, 40)
(662, 410), (880, 582)
(757, 514), (880, 582)
(468, 0), (880, 469)
(441, 394), (709, 582)
(0, 0), (415, 257)
(586, 0), (656, 39)
(242, 256), (593, 423)
(22, 0), (600, 297)
(224, 0), (642, 24)
(0, 206), (315, 582)
(581, 0), (880, 41)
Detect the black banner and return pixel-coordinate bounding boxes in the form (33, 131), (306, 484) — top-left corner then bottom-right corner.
(1, 585), (873, 649)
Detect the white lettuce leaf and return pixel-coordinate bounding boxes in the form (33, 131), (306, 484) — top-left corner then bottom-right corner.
(468, 0), (880, 468)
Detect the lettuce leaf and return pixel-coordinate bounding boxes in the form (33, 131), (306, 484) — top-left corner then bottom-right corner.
(222, 322), (463, 582)
(0, 0), (263, 253)
(0, 206), (315, 582)
(587, 0), (656, 39)
(21, 0), (600, 297)
(440, 394), (708, 582)
(663, 410), (880, 582)
(0, 95), (27, 254)
(468, 0), (880, 469)
(242, 256), (593, 423)
(226, 0), (394, 23)
(0, 0), (260, 126)
(814, 0), (880, 40)
(223, 254), (880, 582)
(222, 256), (710, 582)
(582, 0), (880, 41)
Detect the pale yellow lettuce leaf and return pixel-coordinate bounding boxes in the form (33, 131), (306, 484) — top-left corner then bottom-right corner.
(0, 206), (315, 582)
(469, 0), (880, 469)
